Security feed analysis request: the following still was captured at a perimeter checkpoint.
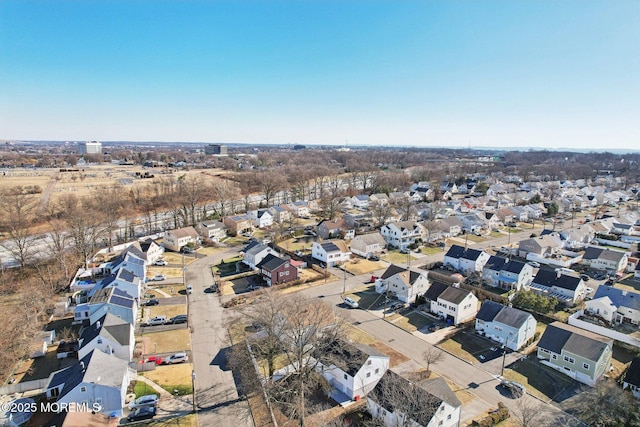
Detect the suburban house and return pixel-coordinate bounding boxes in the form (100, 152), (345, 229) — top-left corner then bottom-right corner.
(247, 209), (274, 229)
(475, 301), (536, 351)
(311, 240), (351, 267)
(77, 313), (134, 362)
(318, 218), (354, 240)
(367, 370), (462, 427)
(223, 214), (254, 235)
(482, 256), (533, 291)
(581, 247), (628, 274)
(349, 233), (387, 259)
(622, 356), (640, 399)
(351, 194), (370, 209)
(528, 270), (587, 306)
(284, 201), (311, 218)
(45, 350), (133, 417)
(195, 220), (228, 241)
(559, 227), (594, 250)
(444, 245), (490, 274)
(121, 238), (163, 265)
(537, 321), (613, 387)
(436, 217), (463, 237)
(74, 287), (137, 326)
(163, 226), (199, 252)
(517, 234), (563, 260)
(374, 264), (430, 304)
(108, 252), (147, 283)
(380, 221), (422, 250)
(369, 193), (390, 206)
(316, 341), (390, 402)
(587, 286), (640, 325)
(242, 241), (277, 269)
(256, 253), (298, 286)
(269, 205), (292, 224)
(425, 282), (478, 325)
(93, 267), (144, 301)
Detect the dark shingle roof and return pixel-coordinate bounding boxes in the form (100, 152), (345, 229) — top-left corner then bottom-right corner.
(484, 256), (508, 271)
(320, 242), (340, 252)
(256, 253), (288, 271)
(502, 260), (527, 274)
(476, 300), (504, 322)
(533, 270), (582, 291)
(538, 322), (612, 362)
(493, 304), (533, 329)
(625, 356), (640, 387)
(445, 244), (483, 261)
(424, 282), (449, 301)
(380, 264), (408, 280)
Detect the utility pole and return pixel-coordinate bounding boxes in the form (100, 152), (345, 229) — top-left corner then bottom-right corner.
(191, 370), (197, 413)
(342, 265), (347, 294)
(501, 333), (513, 376)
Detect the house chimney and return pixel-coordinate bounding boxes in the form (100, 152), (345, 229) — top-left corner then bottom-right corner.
(96, 321), (101, 329)
(622, 290), (628, 296)
(80, 361), (85, 372)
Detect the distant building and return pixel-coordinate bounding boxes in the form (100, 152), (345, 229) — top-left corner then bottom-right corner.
(78, 141), (102, 154)
(204, 144), (228, 155)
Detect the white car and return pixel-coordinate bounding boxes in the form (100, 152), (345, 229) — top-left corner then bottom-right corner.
(343, 297), (359, 309)
(152, 274), (166, 281)
(128, 394), (159, 410)
(165, 352), (188, 364)
(153, 259), (168, 266)
(147, 316), (167, 326)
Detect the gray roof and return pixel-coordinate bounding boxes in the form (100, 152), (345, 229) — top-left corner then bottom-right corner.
(484, 256), (508, 272)
(321, 341), (388, 377)
(369, 371), (461, 427)
(439, 286), (472, 305)
(502, 260), (527, 274)
(380, 264), (409, 280)
(445, 244), (484, 261)
(244, 243), (271, 256)
(477, 301), (533, 329)
(537, 322), (612, 362)
(583, 246), (626, 262)
(256, 253), (289, 271)
(533, 270), (582, 291)
(593, 286), (640, 311)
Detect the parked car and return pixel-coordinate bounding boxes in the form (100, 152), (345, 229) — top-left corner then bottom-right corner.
(343, 297), (359, 309)
(147, 316), (167, 326)
(127, 406), (157, 422)
(428, 324), (441, 332)
(500, 380), (525, 398)
(128, 394), (159, 410)
(369, 255), (380, 261)
(389, 302), (404, 311)
(585, 287), (594, 294)
(152, 274), (166, 281)
(165, 352), (188, 364)
(145, 356), (163, 365)
(180, 246), (195, 254)
(153, 259), (168, 266)
(399, 248), (410, 254)
(170, 314), (188, 324)
(527, 261), (540, 268)
(145, 299), (160, 306)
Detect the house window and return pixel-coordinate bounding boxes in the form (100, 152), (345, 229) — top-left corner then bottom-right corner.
(563, 356), (575, 364)
(375, 368), (379, 374)
(366, 372), (371, 378)
(367, 360), (372, 365)
(50, 388), (60, 398)
(552, 354), (557, 360)
(97, 338), (102, 344)
(344, 374), (347, 380)
(80, 386), (86, 392)
(583, 363), (590, 370)
(448, 414), (452, 420)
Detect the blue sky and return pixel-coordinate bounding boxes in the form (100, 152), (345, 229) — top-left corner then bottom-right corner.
(1, 0), (638, 150)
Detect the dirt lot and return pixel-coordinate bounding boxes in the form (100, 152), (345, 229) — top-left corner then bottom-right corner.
(140, 328), (191, 355)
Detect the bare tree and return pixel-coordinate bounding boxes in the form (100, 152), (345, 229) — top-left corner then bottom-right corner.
(510, 395), (546, 427)
(569, 380), (640, 427)
(422, 346), (443, 373)
(0, 187), (40, 267)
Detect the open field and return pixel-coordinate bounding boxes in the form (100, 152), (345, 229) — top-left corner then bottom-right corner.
(140, 329), (191, 355)
(141, 363), (194, 395)
(382, 251), (417, 264)
(343, 259), (385, 275)
(145, 304), (187, 320)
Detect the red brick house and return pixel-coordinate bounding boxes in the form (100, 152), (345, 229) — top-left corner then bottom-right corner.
(257, 254), (298, 286)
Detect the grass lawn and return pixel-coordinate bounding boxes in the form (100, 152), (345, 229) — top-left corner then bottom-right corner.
(147, 283), (185, 297)
(490, 231), (504, 238)
(419, 246), (442, 256)
(198, 246), (224, 256)
(147, 266), (184, 279)
(256, 352), (290, 378)
(391, 311), (433, 333)
(464, 234), (486, 243)
(133, 380), (158, 398)
(345, 324), (377, 345)
(279, 236), (316, 252)
(437, 339), (477, 365)
(504, 357), (579, 402)
(382, 251), (416, 264)
(140, 414), (197, 426)
(213, 257), (243, 276)
(141, 363), (194, 395)
(145, 304), (187, 320)
(344, 259), (385, 275)
(140, 329), (191, 355)
(159, 252), (197, 265)
(223, 236), (247, 246)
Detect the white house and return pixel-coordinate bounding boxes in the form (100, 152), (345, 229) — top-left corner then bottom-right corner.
(375, 264), (430, 304)
(163, 226), (199, 252)
(317, 341), (389, 401)
(242, 241), (277, 269)
(475, 301), (536, 351)
(482, 256), (533, 291)
(528, 270), (587, 306)
(351, 194), (370, 209)
(247, 209), (274, 229)
(45, 350), (132, 417)
(582, 247), (628, 274)
(424, 282), (478, 325)
(77, 313), (135, 362)
(269, 205), (292, 223)
(312, 240), (351, 267)
(588, 286), (640, 325)
(195, 220), (228, 241)
(444, 245), (490, 274)
(380, 221), (422, 250)
(74, 287), (137, 326)
(349, 233), (386, 259)
(121, 239), (163, 265)
(367, 370), (462, 427)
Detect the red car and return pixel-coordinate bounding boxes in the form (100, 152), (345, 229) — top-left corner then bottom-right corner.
(145, 356), (163, 365)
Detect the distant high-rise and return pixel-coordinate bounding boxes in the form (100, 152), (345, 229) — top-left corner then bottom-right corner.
(204, 144), (227, 155)
(78, 141), (102, 154)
